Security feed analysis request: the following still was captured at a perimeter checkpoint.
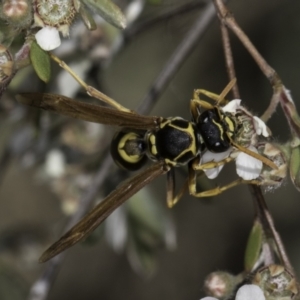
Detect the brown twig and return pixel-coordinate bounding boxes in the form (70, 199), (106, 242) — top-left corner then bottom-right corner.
(213, 0), (295, 276)
(212, 0), (283, 123)
(219, 22), (240, 98)
(250, 185), (295, 276)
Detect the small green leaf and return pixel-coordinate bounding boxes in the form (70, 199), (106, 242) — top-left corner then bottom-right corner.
(244, 220), (263, 272)
(79, 4), (97, 30)
(290, 142), (300, 191)
(83, 0), (126, 29)
(30, 41), (51, 83)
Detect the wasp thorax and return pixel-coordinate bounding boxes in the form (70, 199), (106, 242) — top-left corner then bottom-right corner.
(33, 0), (79, 36)
(147, 118), (199, 166)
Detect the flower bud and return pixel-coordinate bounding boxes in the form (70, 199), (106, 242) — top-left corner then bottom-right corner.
(252, 265), (298, 299)
(0, 0), (32, 28)
(33, 0), (79, 36)
(204, 271), (241, 299)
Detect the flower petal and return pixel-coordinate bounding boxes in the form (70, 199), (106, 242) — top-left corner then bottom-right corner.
(253, 116), (269, 137)
(35, 27), (61, 51)
(221, 99), (241, 113)
(45, 149), (65, 178)
(201, 149), (231, 179)
(235, 284), (265, 300)
(235, 146), (262, 180)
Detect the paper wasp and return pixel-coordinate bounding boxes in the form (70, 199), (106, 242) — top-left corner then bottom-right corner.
(17, 60), (279, 262)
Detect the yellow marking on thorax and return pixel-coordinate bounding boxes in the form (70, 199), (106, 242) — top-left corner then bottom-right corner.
(149, 133), (158, 156)
(212, 119), (225, 141)
(168, 122), (198, 163)
(224, 116), (235, 137)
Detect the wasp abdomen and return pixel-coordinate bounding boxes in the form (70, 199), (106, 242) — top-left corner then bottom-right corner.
(111, 131), (148, 171)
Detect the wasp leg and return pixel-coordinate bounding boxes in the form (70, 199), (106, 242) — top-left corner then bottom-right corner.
(188, 162), (260, 197)
(190, 94), (222, 120)
(50, 53), (133, 113)
(190, 98), (213, 120)
(190, 79), (237, 119)
(166, 168), (189, 208)
(192, 155), (234, 171)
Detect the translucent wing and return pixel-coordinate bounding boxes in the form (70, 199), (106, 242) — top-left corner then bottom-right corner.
(39, 161), (168, 262)
(17, 93), (161, 131)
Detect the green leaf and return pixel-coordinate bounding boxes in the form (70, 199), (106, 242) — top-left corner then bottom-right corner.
(79, 4), (97, 30)
(244, 220), (263, 272)
(290, 144), (300, 191)
(30, 41), (51, 83)
(83, 0), (126, 29)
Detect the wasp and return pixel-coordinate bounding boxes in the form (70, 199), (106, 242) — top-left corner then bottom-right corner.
(17, 74), (279, 262)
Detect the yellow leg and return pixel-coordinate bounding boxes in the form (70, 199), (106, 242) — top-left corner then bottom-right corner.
(193, 90), (223, 104)
(190, 78), (237, 119)
(50, 53), (133, 113)
(193, 78), (236, 105)
(192, 155), (234, 171)
(190, 178), (261, 197)
(190, 98), (213, 120)
(166, 169), (189, 208)
(188, 163), (260, 197)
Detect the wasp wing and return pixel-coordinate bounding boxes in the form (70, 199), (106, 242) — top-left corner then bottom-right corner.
(39, 161), (168, 262)
(17, 93), (161, 131)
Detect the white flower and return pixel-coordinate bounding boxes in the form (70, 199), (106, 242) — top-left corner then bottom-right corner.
(235, 284), (265, 300)
(200, 284), (265, 300)
(253, 116), (269, 137)
(124, 0), (143, 24)
(201, 148), (232, 179)
(221, 99), (242, 113)
(221, 99), (269, 138)
(35, 26), (61, 51)
(201, 146), (262, 181)
(235, 146), (263, 180)
(45, 149), (65, 178)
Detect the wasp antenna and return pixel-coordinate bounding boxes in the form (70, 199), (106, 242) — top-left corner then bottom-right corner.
(232, 142), (278, 170)
(218, 78), (237, 105)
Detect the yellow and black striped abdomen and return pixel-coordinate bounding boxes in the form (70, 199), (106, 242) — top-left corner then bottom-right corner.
(110, 131), (148, 171)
